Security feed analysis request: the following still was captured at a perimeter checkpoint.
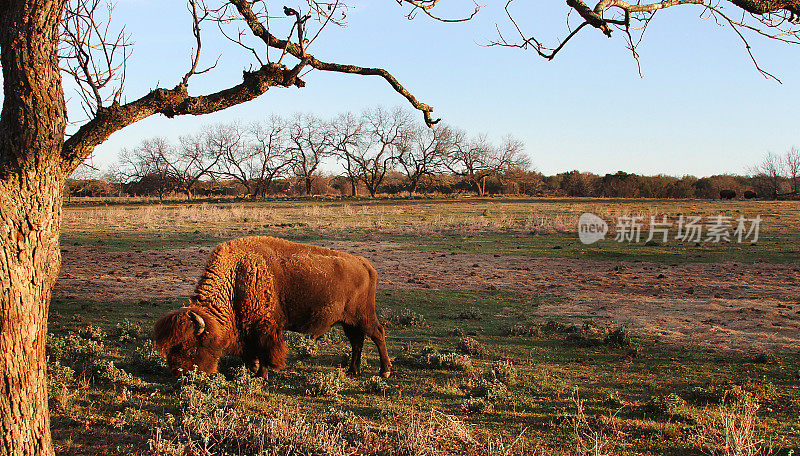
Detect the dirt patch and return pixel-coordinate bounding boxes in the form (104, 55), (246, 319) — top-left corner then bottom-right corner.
(54, 240), (800, 353)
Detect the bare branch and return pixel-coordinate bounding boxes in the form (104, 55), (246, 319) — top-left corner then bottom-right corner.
(703, 3), (782, 81)
(59, 0), (132, 117)
(228, 0), (439, 126)
(399, 0), (481, 23)
(216, 21), (265, 66)
(181, 0), (218, 86)
(61, 63), (305, 173)
(495, 0), (799, 80)
(306, 0), (344, 48)
(62, 0), (444, 174)
(489, 1), (591, 60)
(594, 0), (704, 16)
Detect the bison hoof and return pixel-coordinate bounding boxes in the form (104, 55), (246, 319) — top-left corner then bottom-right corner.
(345, 368), (361, 377)
(380, 370), (391, 379)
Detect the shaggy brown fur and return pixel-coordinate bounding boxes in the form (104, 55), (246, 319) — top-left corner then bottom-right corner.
(154, 236), (391, 378)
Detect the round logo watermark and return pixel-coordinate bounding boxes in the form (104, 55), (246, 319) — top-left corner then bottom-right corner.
(578, 212), (608, 245)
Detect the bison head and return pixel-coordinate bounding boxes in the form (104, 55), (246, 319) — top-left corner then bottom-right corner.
(154, 306), (223, 376)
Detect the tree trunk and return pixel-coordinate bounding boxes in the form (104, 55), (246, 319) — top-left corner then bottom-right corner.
(474, 177), (486, 196)
(0, 178), (63, 456)
(305, 177), (312, 195)
(1, 1), (67, 454)
(408, 178), (419, 196)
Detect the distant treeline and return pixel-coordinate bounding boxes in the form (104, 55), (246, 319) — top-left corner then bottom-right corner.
(67, 108), (799, 200)
(65, 169), (798, 200)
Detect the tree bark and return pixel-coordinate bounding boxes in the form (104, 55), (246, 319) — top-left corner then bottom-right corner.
(0, 1), (67, 454)
(408, 177), (419, 196)
(0, 176), (62, 456)
(473, 176), (487, 196)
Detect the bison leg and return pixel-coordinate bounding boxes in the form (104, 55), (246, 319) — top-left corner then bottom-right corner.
(243, 349), (269, 379)
(252, 327), (287, 379)
(365, 320), (392, 379)
(255, 362), (269, 379)
(342, 323), (365, 376)
(247, 357), (259, 374)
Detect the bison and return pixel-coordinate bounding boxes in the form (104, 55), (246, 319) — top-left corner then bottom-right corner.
(719, 189), (737, 200)
(744, 190), (758, 199)
(154, 236), (391, 379)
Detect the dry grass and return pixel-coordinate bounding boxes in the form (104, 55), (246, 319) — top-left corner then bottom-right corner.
(698, 395), (773, 456)
(146, 389), (628, 456)
(570, 389), (616, 456)
(62, 200), (585, 238)
(64, 197), (800, 240)
(148, 404), (486, 456)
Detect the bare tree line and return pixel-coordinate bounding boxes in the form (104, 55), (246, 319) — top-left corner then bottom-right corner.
(90, 136), (800, 201)
(751, 147), (800, 198)
(112, 107), (531, 199)
(76, 143), (800, 200)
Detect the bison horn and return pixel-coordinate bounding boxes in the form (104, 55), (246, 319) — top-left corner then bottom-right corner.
(189, 311), (206, 335)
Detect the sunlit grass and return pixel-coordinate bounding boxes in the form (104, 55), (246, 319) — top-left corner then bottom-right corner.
(62, 197), (800, 263)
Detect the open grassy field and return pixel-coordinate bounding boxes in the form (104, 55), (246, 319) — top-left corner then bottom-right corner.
(62, 197), (800, 263)
(50, 197), (800, 455)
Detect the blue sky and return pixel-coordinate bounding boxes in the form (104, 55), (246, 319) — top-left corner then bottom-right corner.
(54, 0), (800, 176)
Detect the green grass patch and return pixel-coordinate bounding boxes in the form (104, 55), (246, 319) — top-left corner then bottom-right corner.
(369, 231), (800, 264)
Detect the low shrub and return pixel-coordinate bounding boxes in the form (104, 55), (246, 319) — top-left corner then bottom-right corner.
(604, 326), (632, 347)
(646, 393), (686, 416)
(461, 397), (492, 414)
(504, 323), (540, 337)
(395, 345), (473, 371)
(47, 332), (127, 384)
(541, 320), (579, 334)
(109, 407), (162, 432)
(486, 360), (517, 386)
(303, 370), (345, 397)
(126, 339), (167, 375)
(231, 364), (265, 394)
(464, 379), (507, 400)
(285, 332), (319, 359)
(365, 375), (393, 395)
(47, 360), (77, 410)
(94, 360), (138, 386)
(78, 324), (107, 342)
(457, 306), (482, 320)
(602, 391), (624, 408)
(751, 353), (778, 364)
(680, 385), (725, 405)
(381, 308), (427, 328)
(178, 368), (231, 417)
(697, 394), (767, 456)
(317, 327), (347, 345)
(457, 337), (485, 357)
(112, 319), (148, 344)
